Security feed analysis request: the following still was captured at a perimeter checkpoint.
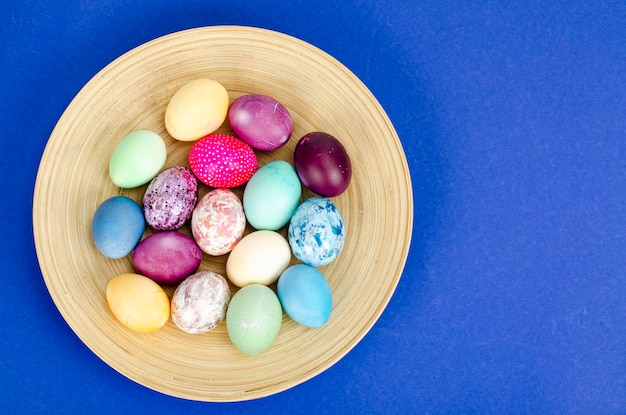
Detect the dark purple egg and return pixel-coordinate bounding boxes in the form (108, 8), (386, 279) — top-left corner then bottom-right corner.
(293, 132), (352, 197)
(228, 94), (293, 151)
(132, 231), (202, 285)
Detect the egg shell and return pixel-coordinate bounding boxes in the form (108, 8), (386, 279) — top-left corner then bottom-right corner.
(106, 273), (170, 333)
(227, 94), (293, 151)
(171, 271), (231, 334)
(277, 264), (332, 328)
(191, 189), (246, 256)
(288, 197), (345, 267)
(143, 166), (198, 231)
(226, 230), (291, 287)
(132, 231), (202, 285)
(226, 284), (282, 355)
(109, 130), (167, 188)
(165, 78), (229, 141)
(243, 160), (302, 231)
(188, 134), (258, 188)
(92, 196), (145, 259)
(293, 131), (352, 197)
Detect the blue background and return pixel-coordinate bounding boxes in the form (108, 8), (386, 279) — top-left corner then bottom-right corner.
(2, 1), (625, 413)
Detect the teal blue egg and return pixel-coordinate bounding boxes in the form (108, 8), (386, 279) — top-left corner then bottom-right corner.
(277, 264), (332, 328)
(243, 160), (301, 230)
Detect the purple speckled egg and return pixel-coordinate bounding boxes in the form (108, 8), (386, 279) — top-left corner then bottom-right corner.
(143, 166), (198, 230)
(132, 231), (202, 285)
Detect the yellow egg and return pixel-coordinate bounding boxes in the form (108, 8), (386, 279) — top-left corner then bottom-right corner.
(165, 78), (229, 141)
(106, 273), (170, 333)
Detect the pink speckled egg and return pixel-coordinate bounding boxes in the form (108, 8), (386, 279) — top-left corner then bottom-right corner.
(188, 134), (257, 188)
(171, 271), (231, 334)
(143, 166), (198, 230)
(191, 189), (246, 256)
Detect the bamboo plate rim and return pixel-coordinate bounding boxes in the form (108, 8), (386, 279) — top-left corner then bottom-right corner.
(33, 25), (413, 402)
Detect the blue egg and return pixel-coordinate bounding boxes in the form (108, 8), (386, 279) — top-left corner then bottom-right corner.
(288, 197), (345, 266)
(277, 264), (332, 328)
(92, 196), (145, 259)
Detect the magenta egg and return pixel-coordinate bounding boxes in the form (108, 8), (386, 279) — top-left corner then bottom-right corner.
(293, 132), (352, 197)
(228, 94), (293, 151)
(132, 231), (202, 285)
(188, 134), (258, 188)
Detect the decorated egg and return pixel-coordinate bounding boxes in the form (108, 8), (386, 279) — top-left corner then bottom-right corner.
(277, 264), (333, 328)
(109, 130), (166, 188)
(143, 166), (198, 231)
(226, 230), (291, 287)
(171, 271), (231, 334)
(228, 94), (293, 151)
(106, 273), (170, 333)
(188, 134), (257, 188)
(243, 160), (302, 231)
(92, 196), (145, 259)
(165, 78), (229, 141)
(191, 189), (246, 256)
(294, 131), (352, 197)
(226, 284), (282, 355)
(288, 197), (345, 266)
(132, 231), (202, 285)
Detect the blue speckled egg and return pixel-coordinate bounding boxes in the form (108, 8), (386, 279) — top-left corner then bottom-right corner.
(92, 196), (145, 259)
(277, 264), (332, 328)
(287, 197), (345, 266)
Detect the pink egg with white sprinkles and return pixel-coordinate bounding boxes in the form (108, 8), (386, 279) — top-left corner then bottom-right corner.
(188, 133), (257, 188)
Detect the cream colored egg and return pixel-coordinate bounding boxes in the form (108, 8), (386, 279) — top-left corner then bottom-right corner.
(106, 273), (170, 333)
(226, 230), (292, 287)
(165, 78), (229, 141)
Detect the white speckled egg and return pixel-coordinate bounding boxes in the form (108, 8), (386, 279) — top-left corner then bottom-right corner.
(171, 271), (231, 334)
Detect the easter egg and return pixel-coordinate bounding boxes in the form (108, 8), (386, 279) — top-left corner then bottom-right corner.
(288, 197), (345, 266)
(92, 196), (145, 259)
(106, 273), (170, 333)
(132, 231), (202, 285)
(191, 189), (246, 256)
(226, 230), (291, 287)
(228, 94), (293, 151)
(226, 284), (282, 355)
(243, 160), (302, 231)
(143, 166), (198, 231)
(294, 131), (352, 197)
(165, 78), (229, 141)
(109, 130), (166, 188)
(171, 271), (231, 334)
(188, 134), (257, 188)
(277, 264), (332, 328)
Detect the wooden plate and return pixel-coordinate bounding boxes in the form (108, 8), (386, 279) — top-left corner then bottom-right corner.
(33, 26), (413, 402)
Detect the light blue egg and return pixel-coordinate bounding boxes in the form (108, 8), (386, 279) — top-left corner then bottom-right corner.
(277, 264), (332, 328)
(288, 197), (345, 266)
(243, 160), (302, 230)
(92, 196), (145, 259)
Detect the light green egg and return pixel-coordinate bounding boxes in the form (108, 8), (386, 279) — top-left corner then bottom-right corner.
(109, 130), (167, 188)
(243, 160), (302, 230)
(226, 284), (282, 355)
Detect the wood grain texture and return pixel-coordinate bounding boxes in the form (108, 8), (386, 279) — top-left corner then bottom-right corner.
(33, 26), (412, 402)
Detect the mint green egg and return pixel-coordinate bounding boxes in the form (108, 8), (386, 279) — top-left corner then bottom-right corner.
(243, 160), (302, 230)
(226, 284), (282, 355)
(109, 130), (167, 188)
